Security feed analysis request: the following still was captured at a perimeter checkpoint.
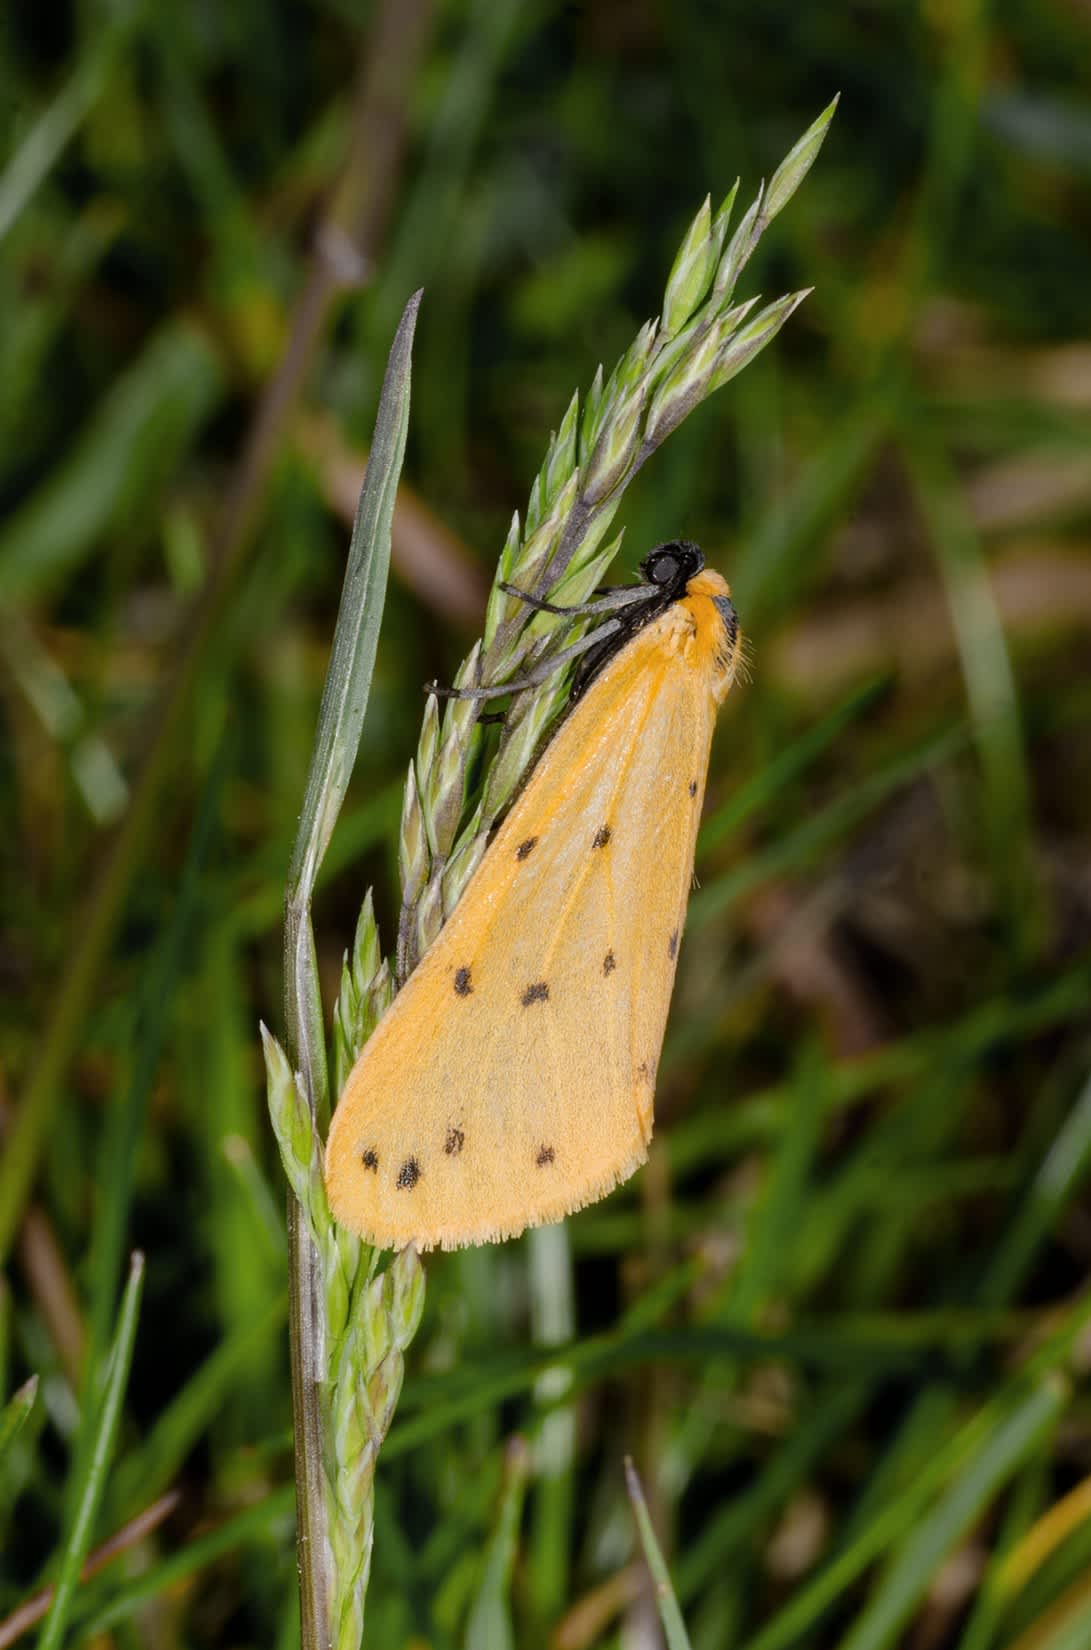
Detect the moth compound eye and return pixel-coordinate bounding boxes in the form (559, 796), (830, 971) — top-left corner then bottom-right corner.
(650, 554), (679, 586)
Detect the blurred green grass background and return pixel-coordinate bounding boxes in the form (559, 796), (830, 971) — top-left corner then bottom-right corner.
(3, 2), (1091, 1646)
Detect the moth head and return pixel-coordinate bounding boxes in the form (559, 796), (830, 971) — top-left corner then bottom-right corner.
(639, 540), (705, 596)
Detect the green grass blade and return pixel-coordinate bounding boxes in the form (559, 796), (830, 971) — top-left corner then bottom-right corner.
(284, 286), (420, 1126)
(839, 1378), (1066, 1650)
(74, 1487), (296, 1641)
(625, 1458), (693, 1650)
(903, 428), (1040, 962)
(463, 1438), (530, 1650)
(955, 1459), (1048, 1650)
(38, 1252), (145, 1650)
(0, 323), (223, 603)
(669, 960), (1091, 1171)
(676, 1381), (871, 1602)
(85, 737), (227, 1375)
(699, 677), (887, 850)
(228, 784), (402, 941)
(111, 1294), (286, 1513)
(0, 1277), (11, 1413)
(0, 1375), (38, 1470)
(745, 1378), (1067, 1650)
(730, 401), (881, 625)
(690, 720), (967, 931)
(1009, 1579), (1091, 1650)
(0, 7), (137, 244)
(980, 1064), (1091, 1309)
(725, 1043), (827, 1324)
(287, 288), (422, 908)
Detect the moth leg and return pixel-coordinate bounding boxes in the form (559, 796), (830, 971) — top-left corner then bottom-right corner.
(426, 618), (624, 701)
(499, 581), (648, 619)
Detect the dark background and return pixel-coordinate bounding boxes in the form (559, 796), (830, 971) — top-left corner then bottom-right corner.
(2, 2), (1091, 1646)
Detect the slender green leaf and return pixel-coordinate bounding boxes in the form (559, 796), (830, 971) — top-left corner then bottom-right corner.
(464, 1439), (530, 1650)
(0, 1375), (38, 1470)
(625, 1458), (693, 1650)
(288, 291), (422, 903)
(111, 1295), (286, 1513)
(0, 6), (139, 243)
(0, 324), (223, 602)
(39, 1253), (145, 1650)
(74, 1487), (296, 1641)
(86, 738), (227, 1374)
(840, 1379), (1066, 1650)
(744, 1379), (1068, 1650)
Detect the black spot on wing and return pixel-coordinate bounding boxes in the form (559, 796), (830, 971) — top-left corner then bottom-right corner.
(603, 949), (616, 976)
(453, 966), (473, 996)
(592, 824), (612, 849)
(689, 778), (698, 797)
(396, 1157), (421, 1190)
(536, 1144), (555, 1167)
(516, 836), (539, 861)
(521, 981), (550, 1006)
(445, 1127), (464, 1156)
(668, 929), (679, 960)
(636, 1061), (657, 1087)
(360, 1148), (379, 1172)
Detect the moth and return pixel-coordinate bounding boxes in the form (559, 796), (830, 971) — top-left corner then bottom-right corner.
(325, 541), (742, 1249)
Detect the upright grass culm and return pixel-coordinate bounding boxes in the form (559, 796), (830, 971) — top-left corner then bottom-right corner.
(263, 101), (836, 1649)
(264, 287), (423, 1650)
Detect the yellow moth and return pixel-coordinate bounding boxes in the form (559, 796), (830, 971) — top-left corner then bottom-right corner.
(325, 541), (742, 1250)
